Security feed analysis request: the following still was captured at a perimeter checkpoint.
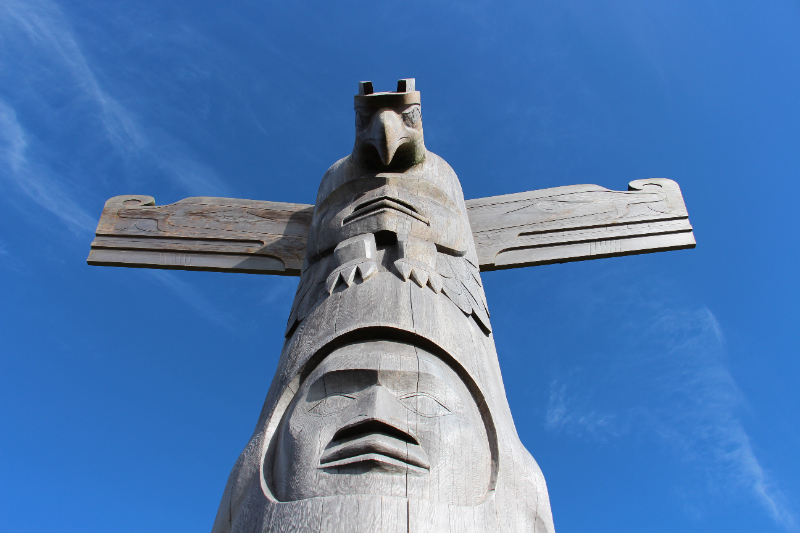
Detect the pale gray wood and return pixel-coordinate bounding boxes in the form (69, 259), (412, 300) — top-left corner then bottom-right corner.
(407, 499), (450, 533)
(87, 180), (694, 276)
(466, 178), (695, 270)
(356, 495), (382, 533)
(380, 496), (406, 533)
(229, 489), (266, 533)
(87, 194), (313, 276)
(318, 498), (348, 533)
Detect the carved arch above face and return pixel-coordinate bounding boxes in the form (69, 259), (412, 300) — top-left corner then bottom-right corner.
(259, 333), (499, 506)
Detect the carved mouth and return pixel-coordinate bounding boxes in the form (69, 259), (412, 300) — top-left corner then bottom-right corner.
(319, 419), (430, 473)
(343, 196), (430, 226)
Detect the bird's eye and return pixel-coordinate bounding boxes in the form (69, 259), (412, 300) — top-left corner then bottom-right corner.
(402, 107), (420, 126)
(355, 110), (370, 129)
(399, 392), (450, 418)
(309, 394), (355, 417)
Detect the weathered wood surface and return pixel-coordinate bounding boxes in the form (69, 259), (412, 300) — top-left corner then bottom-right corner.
(88, 178), (693, 275)
(87, 194), (314, 276)
(465, 177), (695, 271)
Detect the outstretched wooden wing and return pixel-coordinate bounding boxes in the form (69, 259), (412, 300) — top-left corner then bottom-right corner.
(87, 195), (313, 276)
(88, 178), (694, 275)
(466, 178), (695, 271)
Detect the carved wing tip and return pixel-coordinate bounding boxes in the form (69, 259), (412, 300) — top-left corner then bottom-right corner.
(105, 195), (156, 208)
(627, 178), (681, 192)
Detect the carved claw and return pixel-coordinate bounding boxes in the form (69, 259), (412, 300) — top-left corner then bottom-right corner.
(325, 233), (381, 294)
(394, 258), (443, 294)
(342, 264), (359, 287)
(427, 272), (443, 293)
(410, 268), (428, 288)
(326, 259), (379, 294)
(358, 261), (378, 281)
(395, 260), (413, 281)
(334, 233), (377, 264)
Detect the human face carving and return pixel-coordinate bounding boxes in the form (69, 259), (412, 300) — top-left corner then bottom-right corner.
(272, 340), (492, 505)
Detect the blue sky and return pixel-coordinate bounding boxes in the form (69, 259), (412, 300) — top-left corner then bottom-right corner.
(1, 0), (798, 531)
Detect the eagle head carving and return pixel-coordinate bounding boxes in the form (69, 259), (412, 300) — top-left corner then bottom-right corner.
(352, 79), (426, 171)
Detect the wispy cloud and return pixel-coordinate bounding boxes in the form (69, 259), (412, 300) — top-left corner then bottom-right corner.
(546, 379), (619, 442)
(147, 128), (232, 197)
(260, 276), (296, 307)
(0, 0), (232, 228)
(147, 270), (236, 331)
(1, 0), (145, 152)
(546, 306), (796, 530)
(0, 99), (95, 234)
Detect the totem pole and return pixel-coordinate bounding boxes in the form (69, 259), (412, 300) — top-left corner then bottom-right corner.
(88, 79), (695, 532)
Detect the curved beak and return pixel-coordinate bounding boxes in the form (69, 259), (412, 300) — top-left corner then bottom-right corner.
(369, 110), (408, 167)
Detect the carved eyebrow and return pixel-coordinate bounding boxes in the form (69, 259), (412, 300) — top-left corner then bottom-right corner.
(311, 368), (376, 390)
(322, 367), (438, 378)
(311, 368), (447, 392)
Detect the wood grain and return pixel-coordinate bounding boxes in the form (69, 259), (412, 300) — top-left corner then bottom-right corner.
(88, 178), (694, 276)
(465, 178), (695, 271)
(87, 194), (313, 276)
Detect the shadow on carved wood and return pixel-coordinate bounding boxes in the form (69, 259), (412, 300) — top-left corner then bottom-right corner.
(88, 195), (313, 275)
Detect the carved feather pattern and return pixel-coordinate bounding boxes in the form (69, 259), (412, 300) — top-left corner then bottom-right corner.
(285, 256), (331, 335)
(437, 253), (491, 333)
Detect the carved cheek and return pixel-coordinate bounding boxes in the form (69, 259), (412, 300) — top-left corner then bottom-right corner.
(284, 415), (309, 467)
(411, 413), (460, 464)
(286, 407), (327, 463)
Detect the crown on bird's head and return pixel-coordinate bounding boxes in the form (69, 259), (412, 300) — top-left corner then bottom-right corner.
(354, 78), (420, 107)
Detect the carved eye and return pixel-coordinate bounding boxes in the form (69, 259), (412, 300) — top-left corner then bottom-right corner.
(399, 393), (450, 418)
(402, 107), (420, 126)
(355, 110), (370, 129)
(309, 394), (355, 417)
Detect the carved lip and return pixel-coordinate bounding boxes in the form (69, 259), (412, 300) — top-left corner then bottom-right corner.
(319, 420), (430, 472)
(343, 196), (429, 226)
(320, 434), (430, 472)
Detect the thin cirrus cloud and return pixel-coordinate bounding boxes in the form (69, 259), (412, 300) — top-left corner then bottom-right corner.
(1, 0), (145, 152)
(0, 100), (96, 235)
(0, 96), (235, 327)
(1, 0), (236, 328)
(545, 306), (796, 531)
(146, 270), (237, 332)
(0, 0), (231, 229)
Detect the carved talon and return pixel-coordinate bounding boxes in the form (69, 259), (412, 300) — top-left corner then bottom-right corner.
(394, 257), (443, 293)
(324, 233), (380, 293)
(410, 267), (429, 288)
(326, 259), (378, 294)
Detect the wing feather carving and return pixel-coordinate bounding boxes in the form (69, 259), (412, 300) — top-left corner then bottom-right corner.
(88, 179), (694, 276)
(465, 178), (695, 271)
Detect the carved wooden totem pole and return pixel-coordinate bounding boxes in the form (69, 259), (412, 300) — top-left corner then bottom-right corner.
(88, 79), (696, 532)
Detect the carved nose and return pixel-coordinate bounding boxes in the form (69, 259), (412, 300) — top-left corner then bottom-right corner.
(334, 386), (416, 443)
(323, 386), (430, 471)
(370, 110), (407, 166)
